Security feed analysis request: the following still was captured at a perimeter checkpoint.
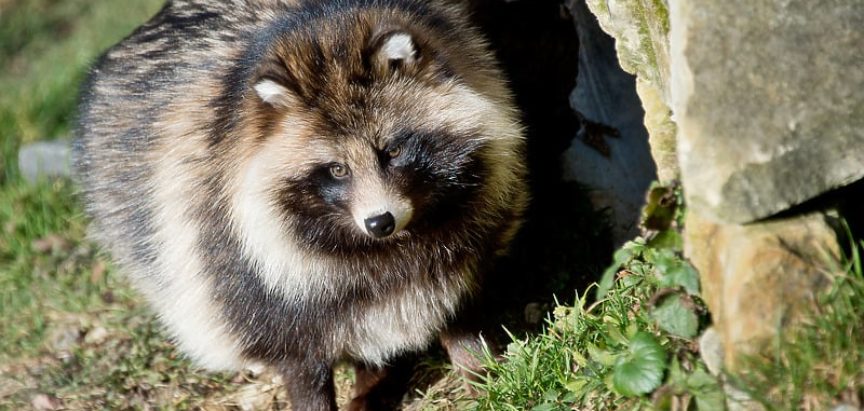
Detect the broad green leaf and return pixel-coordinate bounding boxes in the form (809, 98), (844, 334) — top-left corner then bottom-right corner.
(587, 344), (617, 367)
(565, 378), (588, 394)
(561, 391), (579, 404)
(650, 249), (700, 295)
(642, 183), (679, 231)
(530, 403), (558, 411)
(647, 229), (683, 251)
(665, 356), (688, 390)
(597, 240), (646, 298)
(612, 332), (667, 397)
(541, 389), (560, 402)
(667, 262), (700, 295)
(688, 367), (726, 410)
(652, 294), (699, 339)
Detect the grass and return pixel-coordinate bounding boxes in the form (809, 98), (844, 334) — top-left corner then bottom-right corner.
(0, 0), (163, 354)
(470, 214), (864, 410)
(0, 0), (252, 408)
(0, 0), (166, 147)
(470, 212), (725, 411)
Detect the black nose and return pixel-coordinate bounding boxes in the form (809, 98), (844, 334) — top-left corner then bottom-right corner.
(364, 212), (396, 238)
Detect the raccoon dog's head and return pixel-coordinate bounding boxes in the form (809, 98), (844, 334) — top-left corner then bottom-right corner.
(236, 5), (523, 252)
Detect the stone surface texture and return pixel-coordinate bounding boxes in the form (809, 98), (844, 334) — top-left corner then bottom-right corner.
(670, 0), (864, 224)
(18, 140), (72, 183)
(582, 0), (860, 396)
(565, 0), (657, 244)
(583, 0), (679, 182)
(684, 211), (840, 369)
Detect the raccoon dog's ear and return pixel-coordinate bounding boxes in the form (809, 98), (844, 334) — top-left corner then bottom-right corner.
(254, 78), (294, 107)
(373, 31), (418, 68)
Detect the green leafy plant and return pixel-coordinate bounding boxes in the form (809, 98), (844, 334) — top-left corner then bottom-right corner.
(472, 182), (724, 410)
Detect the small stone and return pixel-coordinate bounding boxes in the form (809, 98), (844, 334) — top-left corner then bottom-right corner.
(31, 394), (62, 411)
(725, 383), (765, 411)
(18, 140), (72, 183)
(31, 234), (70, 254)
(84, 326), (109, 345)
(698, 327), (723, 376)
(90, 260), (107, 284)
(49, 326), (81, 352)
(831, 405), (861, 411)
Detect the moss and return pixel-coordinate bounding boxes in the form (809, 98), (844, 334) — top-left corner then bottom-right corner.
(650, 0), (671, 35)
(632, 0), (660, 81)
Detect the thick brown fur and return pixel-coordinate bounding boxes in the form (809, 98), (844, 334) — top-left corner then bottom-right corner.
(74, 0), (527, 409)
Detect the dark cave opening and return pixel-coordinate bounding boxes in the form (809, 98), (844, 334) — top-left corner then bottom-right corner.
(467, 0), (614, 336)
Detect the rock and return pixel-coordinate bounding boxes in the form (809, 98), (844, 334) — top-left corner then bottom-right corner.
(584, 0), (671, 94)
(18, 140), (72, 183)
(698, 327), (723, 377)
(84, 326), (109, 345)
(832, 405), (862, 411)
(564, 0), (658, 245)
(637, 80), (679, 183)
(31, 234), (71, 254)
(670, 0), (864, 224)
(705, 328), (764, 411)
(685, 211), (841, 369)
(31, 394), (63, 411)
(49, 325), (82, 352)
(725, 383), (765, 411)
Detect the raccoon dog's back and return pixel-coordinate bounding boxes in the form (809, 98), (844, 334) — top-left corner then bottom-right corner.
(75, 0), (527, 408)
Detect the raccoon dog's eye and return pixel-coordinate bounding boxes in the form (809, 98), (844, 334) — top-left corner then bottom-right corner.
(387, 145), (402, 159)
(329, 164), (350, 179)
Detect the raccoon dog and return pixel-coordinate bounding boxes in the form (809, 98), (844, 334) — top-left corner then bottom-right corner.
(74, 0), (527, 409)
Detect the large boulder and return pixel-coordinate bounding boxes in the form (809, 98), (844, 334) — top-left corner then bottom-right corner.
(685, 211), (841, 368)
(581, 0), (862, 388)
(670, 0), (864, 224)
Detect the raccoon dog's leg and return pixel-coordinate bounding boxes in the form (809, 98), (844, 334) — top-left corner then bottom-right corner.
(440, 328), (486, 395)
(347, 355), (417, 411)
(280, 360), (337, 411)
(438, 294), (489, 394)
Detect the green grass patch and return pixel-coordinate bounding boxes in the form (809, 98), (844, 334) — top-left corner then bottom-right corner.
(0, 0), (163, 362)
(0, 178), (88, 359)
(0, 0), (165, 149)
(470, 184), (724, 410)
(471, 236), (721, 410)
(0, 1), (227, 408)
